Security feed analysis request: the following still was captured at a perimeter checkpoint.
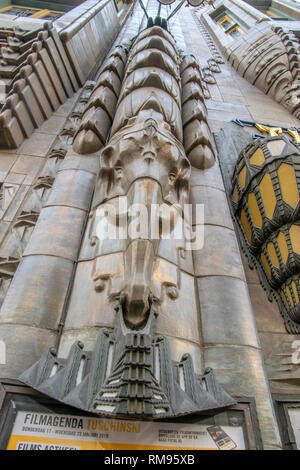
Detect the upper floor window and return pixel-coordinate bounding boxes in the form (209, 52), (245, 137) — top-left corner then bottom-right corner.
(215, 12), (245, 39)
(216, 13), (234, 30)
(0, 4), (63, 20)
(227, 25), (244, 39)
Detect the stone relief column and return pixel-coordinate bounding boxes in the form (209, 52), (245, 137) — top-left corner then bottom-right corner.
(59, 26), (202, 366)
(20, 25), (235, 419)
(200, 7), (300, 120)
(0, 43), (130, 379)
(0, 83), (95, 378)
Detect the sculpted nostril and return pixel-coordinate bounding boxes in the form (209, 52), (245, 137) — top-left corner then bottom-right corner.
(123, 291), (151, 329)
(143, 151), (156, 161)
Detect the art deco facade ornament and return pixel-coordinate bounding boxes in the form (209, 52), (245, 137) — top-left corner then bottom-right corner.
(226, 26), (300, 119)
(0, 0), (121, 149)
(73, 45), (128, 154)
(0, 23), (80, 149)
(19, 24), (234, 418)
(192, 11), (224, 66)
(181, 55), (215, 169)
(20, 297), (235, 418)
(231, 135), (300, 333)
(0, 24), (45, 99)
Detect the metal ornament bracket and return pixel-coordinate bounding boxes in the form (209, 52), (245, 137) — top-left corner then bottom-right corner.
(140, 0), (214, 30)
(19, 295), (235, 419)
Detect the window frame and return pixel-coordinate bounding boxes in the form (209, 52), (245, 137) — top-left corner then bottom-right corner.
(0, 4), (63, 19)
(214, 11), (245, 38)
(273, 394), (300, 450)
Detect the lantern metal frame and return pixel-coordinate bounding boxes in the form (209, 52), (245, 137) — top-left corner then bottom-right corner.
(138, 0), (212, 27)
(231, 135), (300, 334)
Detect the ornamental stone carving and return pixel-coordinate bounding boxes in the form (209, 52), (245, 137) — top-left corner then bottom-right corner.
(19, 25), (234, 419)
(226, 26), (300, 119)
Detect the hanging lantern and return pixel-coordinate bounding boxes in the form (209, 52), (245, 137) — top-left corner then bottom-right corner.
(231, 135), (300, 333)
(187, 0), (206, 6)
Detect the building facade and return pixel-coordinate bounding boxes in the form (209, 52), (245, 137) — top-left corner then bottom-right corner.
(0, 0), (299, 450)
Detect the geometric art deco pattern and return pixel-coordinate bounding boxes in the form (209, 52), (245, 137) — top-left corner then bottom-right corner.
(20, 300), (236, 419)
(227, 26), (300, 119)
(232, 136), (300, 333)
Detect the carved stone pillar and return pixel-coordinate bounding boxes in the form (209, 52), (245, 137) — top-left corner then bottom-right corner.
(19, 26), (235, 419)
(0, 83), (97, 378)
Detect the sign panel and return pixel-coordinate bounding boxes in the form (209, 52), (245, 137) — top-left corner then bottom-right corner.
(288, 408), (300, 450)
(7, 412), (246, 450)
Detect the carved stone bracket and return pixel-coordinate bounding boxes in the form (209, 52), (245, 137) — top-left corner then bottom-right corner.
(225, 26), (300, 119)
(19, 297), (236, 419)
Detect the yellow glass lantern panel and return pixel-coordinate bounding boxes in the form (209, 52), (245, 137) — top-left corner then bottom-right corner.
(280, 290), (289, 308)
(286, 286), (294, 307)
(246, 146), (254, 155)
(277, 231), (289, 264)
(238, 165), (247, 190)
(240, 208), (252, 244)
(291, 281), (299, 304)
(277, 163), (299, 209)
(267, 242), (279, 268)
(249, 148), (265, 166)
(267, 140), (286, 156)
(261, 253), (271, 278)
(248, 192), (262, 228)
(290, 225), (300, 255)
(259, 173), (276, 219)
(232, 184), (239, 203)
